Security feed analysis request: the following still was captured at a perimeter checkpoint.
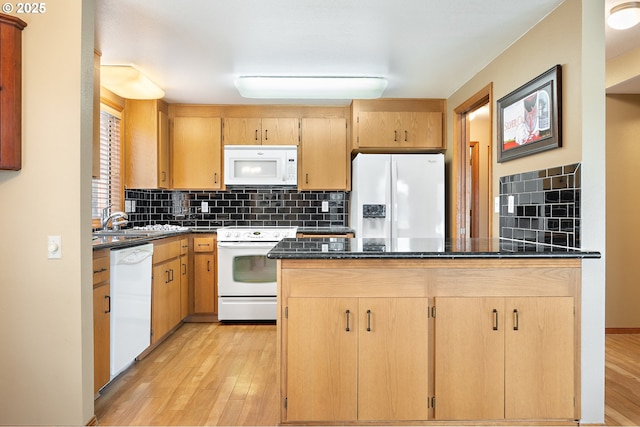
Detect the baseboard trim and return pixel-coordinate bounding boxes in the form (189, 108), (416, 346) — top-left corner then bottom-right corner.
(605, 328), (640, 334)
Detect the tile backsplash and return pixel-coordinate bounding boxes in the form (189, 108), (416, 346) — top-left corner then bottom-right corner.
(124, 187), (348, 228)
(499, 163), (581, 249)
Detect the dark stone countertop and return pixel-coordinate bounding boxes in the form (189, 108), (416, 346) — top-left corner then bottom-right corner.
(267, 237), (601, 260)
(296, 226), (355, 235)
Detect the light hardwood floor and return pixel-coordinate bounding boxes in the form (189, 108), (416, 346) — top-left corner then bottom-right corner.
(95, 324), (640, 426)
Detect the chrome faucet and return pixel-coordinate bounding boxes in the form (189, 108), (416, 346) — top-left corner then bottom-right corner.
(101, 205), (129, 231)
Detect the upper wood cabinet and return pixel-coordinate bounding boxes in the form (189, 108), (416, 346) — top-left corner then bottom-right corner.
(0, 14), (26, 170)
(299, 117), (349, 191)
(351, 99), (444, 151)
(172, 116), (222, 189)
(124, 99), (170, 189)
(223, 117), (299, 145)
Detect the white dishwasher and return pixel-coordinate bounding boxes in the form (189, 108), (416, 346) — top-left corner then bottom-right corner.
(110, 243), (154, 379)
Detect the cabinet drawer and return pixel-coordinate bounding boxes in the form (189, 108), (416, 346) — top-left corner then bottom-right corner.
(93, 251), (110, 285)
(193, 237), (215, 253)
(180, 238), (189, 256)
(153, 239), (181, 264)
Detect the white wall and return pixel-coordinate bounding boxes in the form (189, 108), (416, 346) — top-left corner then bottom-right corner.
(0, 0), (95, 424)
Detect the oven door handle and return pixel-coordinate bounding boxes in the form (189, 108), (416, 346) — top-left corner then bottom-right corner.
(217, 242), (278, 249)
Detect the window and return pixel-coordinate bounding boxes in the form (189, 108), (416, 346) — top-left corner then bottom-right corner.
(92, 107), (122, 225)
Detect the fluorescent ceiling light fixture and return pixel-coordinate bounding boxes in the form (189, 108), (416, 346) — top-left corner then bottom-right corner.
(234, 76), (388, 99)
(101, 65), (165, 99)
(608, 2), (640, 29)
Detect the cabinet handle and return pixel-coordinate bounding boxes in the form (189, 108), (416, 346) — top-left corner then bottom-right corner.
(513, 309), (519, 331)
(214, 172), (218, 184)
(162, 171), (167, 183)
(394, 130), (397, 142)
(182, 264), (187, 275)
(404, 130), (408, 141)
(366, 309), (372, 332)
(305, 173), (309, 184)
(170, 268), (174, 282)
(264, 129), (268, 141)
(207, 260), (211, 272)
(493, 309), (499, 331)
(345, 309), (351, 332)
(105, 295), (111, 314)
(255, 129), (259, 141)
(165, 270), (170, 284)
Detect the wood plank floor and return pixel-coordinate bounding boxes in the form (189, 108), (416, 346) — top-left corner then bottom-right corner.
(95, 324), (640, 426)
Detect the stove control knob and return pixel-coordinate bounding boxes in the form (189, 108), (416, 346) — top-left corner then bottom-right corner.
(273, 232), (280, 238)
(282, 232), (289, 238)
(233, 232), (240, 238)
(224, 231), (231, 237)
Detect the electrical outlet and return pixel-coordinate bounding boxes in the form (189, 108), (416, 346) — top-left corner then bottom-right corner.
(508, 195), (515, 214)
(321, 200), (329, 212)
(125, 200), (132, 213)
(202, 201), (209, 213)
(494, 197), (500, 213)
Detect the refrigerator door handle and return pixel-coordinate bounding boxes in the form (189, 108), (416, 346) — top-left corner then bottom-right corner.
(390, 158), (397, 239)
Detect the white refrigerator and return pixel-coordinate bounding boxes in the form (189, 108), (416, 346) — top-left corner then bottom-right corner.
(350, 153), (445, 239)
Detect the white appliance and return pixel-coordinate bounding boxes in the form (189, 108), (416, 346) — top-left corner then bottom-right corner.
(350, 153), (445, 239)
(224, 145), (297, 186)
(109, 243), (153, 379)
(217, 226), (297, 321)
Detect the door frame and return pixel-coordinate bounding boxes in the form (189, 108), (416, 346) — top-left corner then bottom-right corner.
(452, 83), (493, 239)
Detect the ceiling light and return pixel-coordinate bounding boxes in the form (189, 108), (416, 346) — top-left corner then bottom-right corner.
(607, 2), (640, 29)
(234, 76), (388, 99)
(100, 65), (165, 99)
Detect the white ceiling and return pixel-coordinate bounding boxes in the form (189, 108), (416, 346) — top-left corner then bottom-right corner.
(95, 0), (640, 105)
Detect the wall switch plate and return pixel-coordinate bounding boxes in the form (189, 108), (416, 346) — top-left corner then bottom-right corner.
(125, 200), (132, 213)
(202, 201), (209, 213)
(508, 195), (515, 214)
(494, 197), (500, 213)
(48, 236), (62, 259)
(131, 200), (136, 213)
(321, 200), (329, 212)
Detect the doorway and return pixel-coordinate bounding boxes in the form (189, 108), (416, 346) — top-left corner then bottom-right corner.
(452, 83), (493, 239)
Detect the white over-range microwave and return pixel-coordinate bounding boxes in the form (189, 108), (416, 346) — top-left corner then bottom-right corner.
(224, 145), (298, 186)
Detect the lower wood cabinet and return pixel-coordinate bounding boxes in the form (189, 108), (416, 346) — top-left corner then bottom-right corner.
(192, 235), (217, 314)
(434, 296), (575, 420)
(151, 237), (183, 344)
(285, 296), (429, 422)
(92, 249), (110, 394)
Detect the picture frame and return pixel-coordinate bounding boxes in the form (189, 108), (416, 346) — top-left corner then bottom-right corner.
(497, 64), (562, 162)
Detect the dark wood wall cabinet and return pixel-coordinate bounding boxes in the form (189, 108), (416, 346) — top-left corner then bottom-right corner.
(0, 13), (26, 171)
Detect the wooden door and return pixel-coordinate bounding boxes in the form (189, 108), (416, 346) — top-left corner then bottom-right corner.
(300, 118), (347, 190)
(357, 111), (401, 148)
(193, 252), (216, 314)
(158, 109), (170, 188)
(400, 111), (443, 148)
(179, 238), (190, 319)
(434, 297), (505, 420)
(505, 297), (575, 419)
(261, 118), (299, 145)
(172, 117), (222, 189)
(286, 297), (358, 422)
(93, 283), (110, 393)
(151, 257), (180, 343)
(222, 117), (262, 145)
(358, 298), (430, 421)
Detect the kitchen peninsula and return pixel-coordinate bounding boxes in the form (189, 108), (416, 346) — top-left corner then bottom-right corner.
(270, 237), (600, 425)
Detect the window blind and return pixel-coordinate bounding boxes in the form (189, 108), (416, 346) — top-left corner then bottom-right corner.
(92, 110), (122, 220)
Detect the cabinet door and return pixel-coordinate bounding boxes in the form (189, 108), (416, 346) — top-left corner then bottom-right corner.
(434, 297), (505, 420)
(93, 283), (110, 393)
(358, 298), (429, 421)
(505, 297), (575, 419)
(158, 109), (170, 188)
(261, 118), (299, 145)
(357, 112), (401, 148)
(193, 252), (216, 313)
(172, 117), (222, 189)
(299, 118), (348, 190)
(223, 117), (262, 145)
(398, 112), (442, 149)
(286, 297), (358, 422)
(152, 257), (181, 344)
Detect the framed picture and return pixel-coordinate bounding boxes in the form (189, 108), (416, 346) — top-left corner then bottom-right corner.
(497, 64), (562, 162)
